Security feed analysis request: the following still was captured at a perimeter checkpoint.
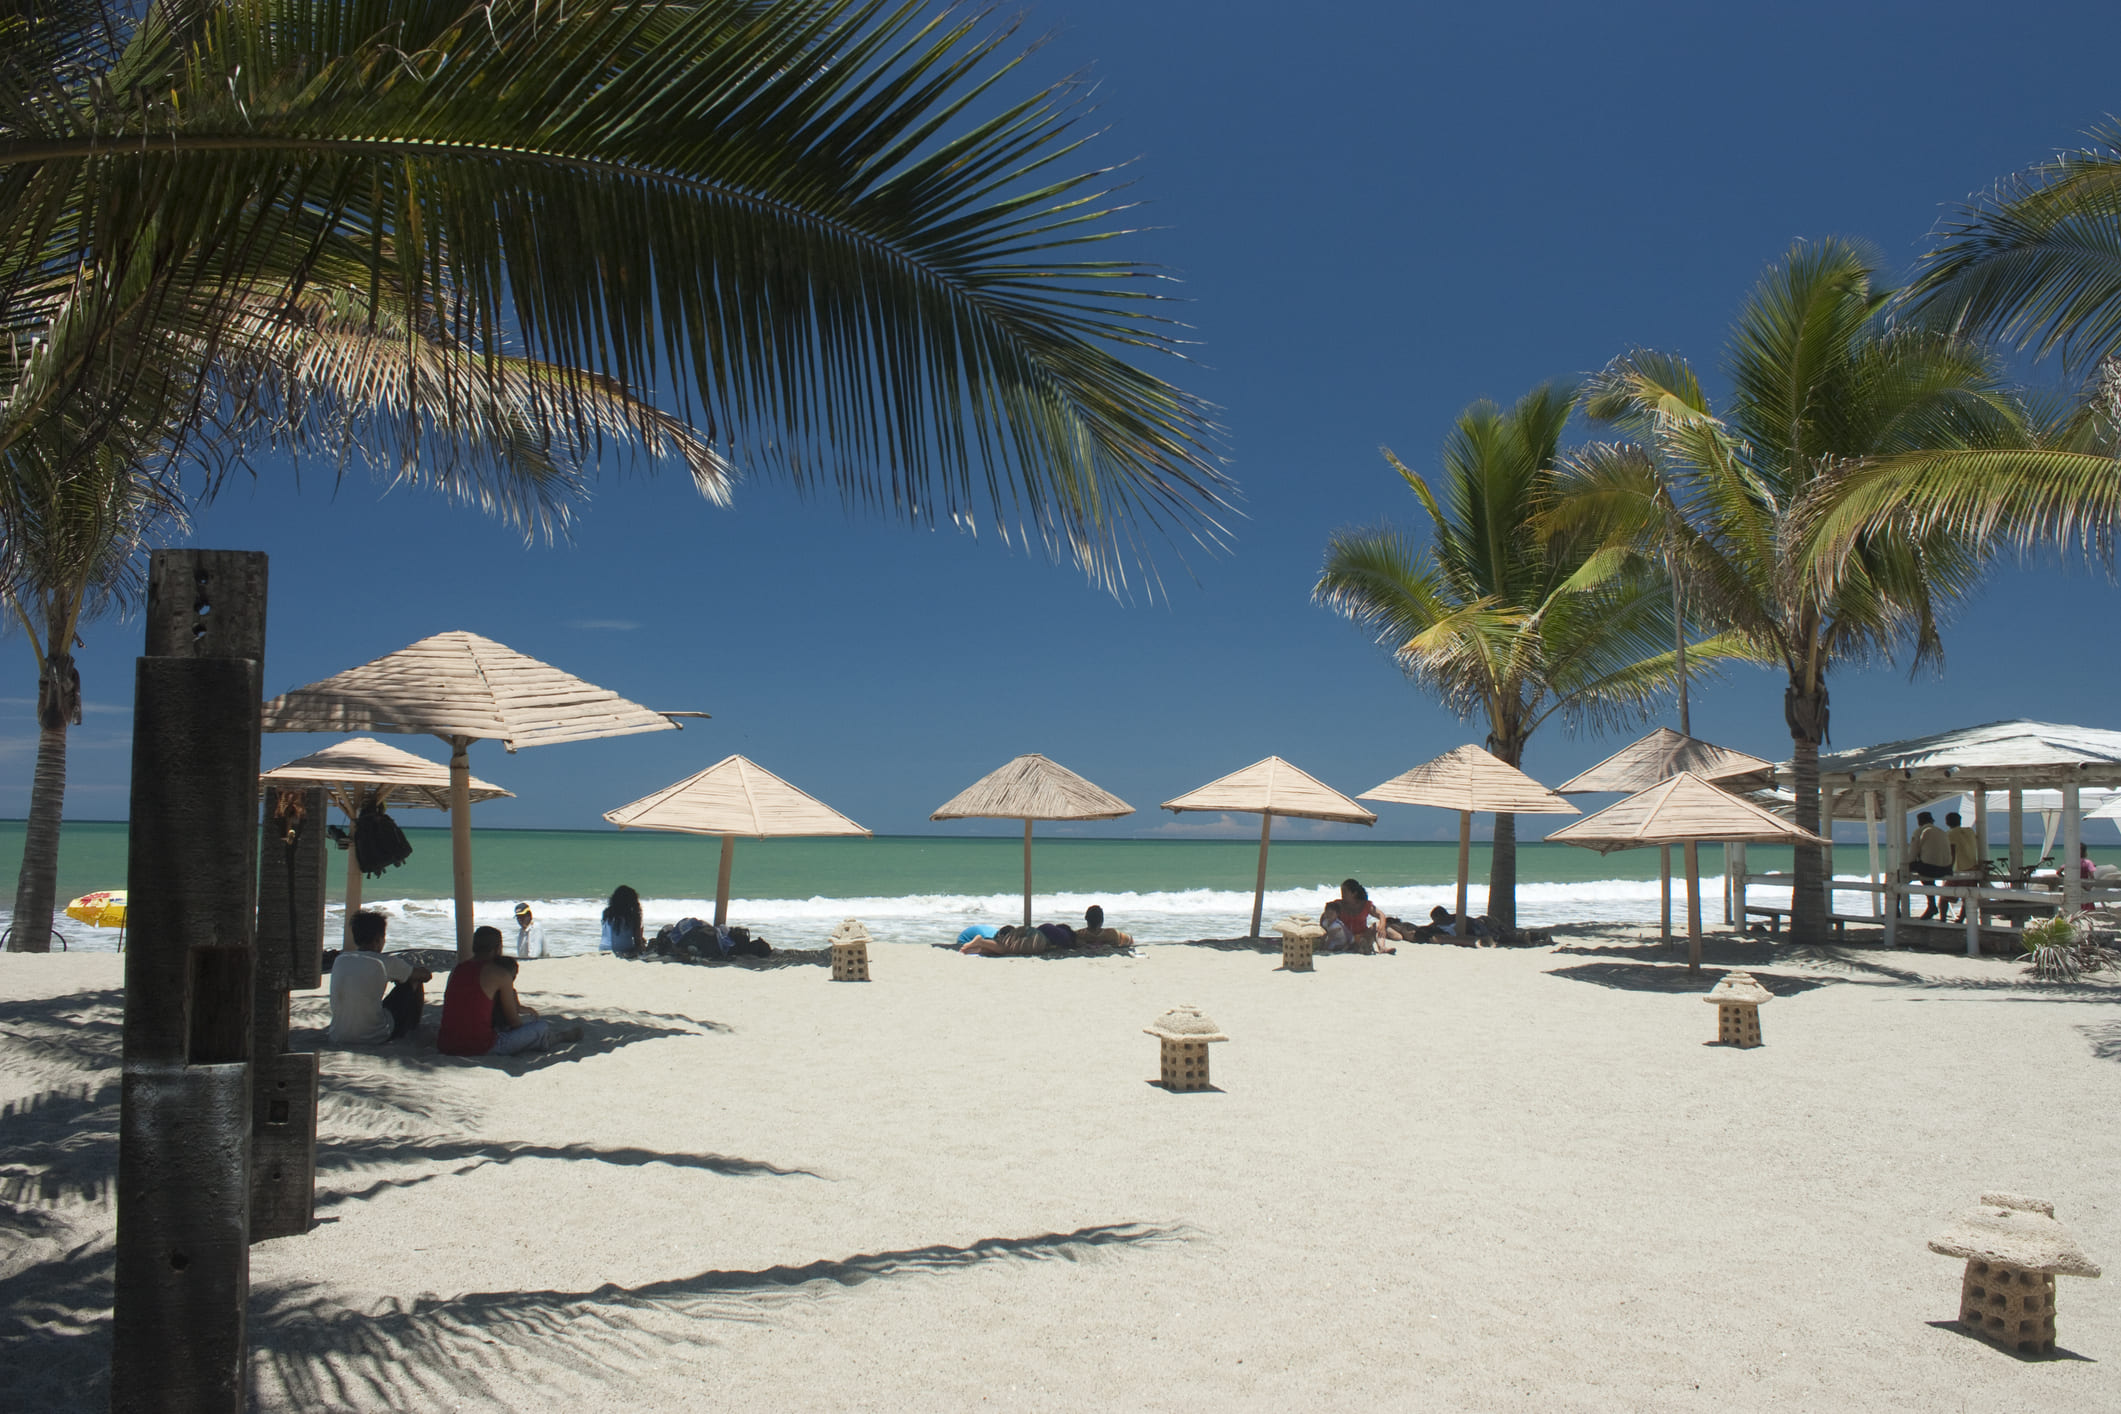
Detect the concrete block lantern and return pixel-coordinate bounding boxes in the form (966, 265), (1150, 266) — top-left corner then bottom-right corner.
(1145, 1004), (1228, 1091)
(1704, 970), (1772, 1048)
(1929, 1193), (2101, 1357)
(827, 918), (871, 982)
(1272, 915), (1322, 972)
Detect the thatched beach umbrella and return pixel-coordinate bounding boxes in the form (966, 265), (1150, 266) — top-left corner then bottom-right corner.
(261, 737), (514, 941)
(931, 754), (1133, 927)
(1359, 744), (1576, 940)
(1161, 757), (1376, 939)
(1554, 727), (1773, 944)
(605, 755), (870, 929)
(1547, 771), (1825, 970)
(261, 631), (698, 955)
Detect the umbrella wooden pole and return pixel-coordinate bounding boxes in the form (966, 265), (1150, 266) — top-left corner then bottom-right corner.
(1455, 810), (1471, 938)
(1659, 845), (1672, 944)
(448, 735), (474, 959)
(342, 812), (364, 946)
(1251, 813), (1273, 938)
(1684, 839), (1703, 972)
(1023, 819), (1034, 928)
(714, 835), (735, 930)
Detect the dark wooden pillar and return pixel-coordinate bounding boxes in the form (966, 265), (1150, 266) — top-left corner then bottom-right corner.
(250, 786), (326, 1241)
(112, 551), (268, 1413)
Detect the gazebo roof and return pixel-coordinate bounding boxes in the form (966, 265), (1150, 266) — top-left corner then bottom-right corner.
(1546, 772), (1828, 853)
(1555, 727), (1774, 795)
(261, 630), (687, 751)
(1791, 719), (2121, 791)
(260, 737), (513, 811)
(1360, 744), (1577, 815)
(1162, 757), (1376, 825)
(604, 755), (870, 838)
(931, 753), (1133, 822)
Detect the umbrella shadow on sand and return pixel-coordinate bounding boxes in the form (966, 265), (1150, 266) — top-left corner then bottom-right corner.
(292, 1002), (722, 1076)
(1544, 960), (1833, 997)
(630, 947), (833, 972)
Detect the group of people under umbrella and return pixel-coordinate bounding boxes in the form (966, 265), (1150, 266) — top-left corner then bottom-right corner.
(253, 629), (1821, 971)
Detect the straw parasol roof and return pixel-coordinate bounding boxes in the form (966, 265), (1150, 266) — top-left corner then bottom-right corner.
(1161, 756), (1376, 824)
(605, 756), (867, 929)
(262, 630), (695, 956)
(931, 753), (1133, 822)
(930, 754), (1131, 928)
(260, 630), (688, 751)
(1548, 771), (1827, 853)
(1554, 727), (1774, 795)
(1162, 757), (1372, 938)
(605, 755), (870, 838)
(1361, 744), (1577, 815)
(261, 737), (514, 812)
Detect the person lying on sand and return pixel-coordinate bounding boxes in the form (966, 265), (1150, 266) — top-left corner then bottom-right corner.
(960, 923), (1054, 956)
(438, 926), (582, 1057)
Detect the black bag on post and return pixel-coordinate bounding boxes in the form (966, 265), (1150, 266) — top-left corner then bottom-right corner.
(352, 801), (413, 878)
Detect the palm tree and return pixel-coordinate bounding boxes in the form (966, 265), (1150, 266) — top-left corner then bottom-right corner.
(1795, 126), (2121, 576)
(1315, 383), (1722, 932)
(1904, 121), (2121, 373)
(2, 0), (1230, 589)
(1, 0), (1231, 948)
(2, 275), (733, 952)
(1564, 239), (2075, 945)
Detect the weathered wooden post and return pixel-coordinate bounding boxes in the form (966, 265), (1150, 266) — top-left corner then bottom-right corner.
(111, 550), (268, 1413)
(252, 785), (327, 1241)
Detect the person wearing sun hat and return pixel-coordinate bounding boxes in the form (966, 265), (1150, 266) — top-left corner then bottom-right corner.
(512, 902), (547, 959)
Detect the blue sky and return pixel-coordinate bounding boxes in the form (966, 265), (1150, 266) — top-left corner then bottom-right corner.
(9, 0), (2121, 840)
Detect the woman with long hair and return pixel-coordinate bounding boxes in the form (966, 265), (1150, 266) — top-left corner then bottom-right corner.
(600, 885), (645, 957)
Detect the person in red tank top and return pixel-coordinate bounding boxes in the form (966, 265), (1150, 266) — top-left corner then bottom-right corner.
(438, 926), (579, 1056)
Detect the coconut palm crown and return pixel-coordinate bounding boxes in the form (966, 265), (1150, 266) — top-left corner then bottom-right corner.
(1561, 238), (2066, 944)
(1315, 382), (1729, 931)
(1, 0), (1232, 589)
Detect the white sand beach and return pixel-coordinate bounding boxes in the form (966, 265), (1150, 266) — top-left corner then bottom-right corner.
(5, 925), (2119, 1411)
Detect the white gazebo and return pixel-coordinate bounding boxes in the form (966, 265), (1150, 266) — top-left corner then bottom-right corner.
(1775, 720), (2121, 954)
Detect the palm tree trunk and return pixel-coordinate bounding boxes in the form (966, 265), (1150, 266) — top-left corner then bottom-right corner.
(8, 656), (76, 953)
(1785, 682), (1830, 946)
(1488, 811), (1517, 932)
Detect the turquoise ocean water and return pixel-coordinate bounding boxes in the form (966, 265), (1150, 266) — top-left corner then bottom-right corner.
(0, 819), (1853, 955)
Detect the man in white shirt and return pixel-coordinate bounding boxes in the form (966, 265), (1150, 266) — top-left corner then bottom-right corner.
(513, 902), (547, 959)
(328, 911), (432, 1045)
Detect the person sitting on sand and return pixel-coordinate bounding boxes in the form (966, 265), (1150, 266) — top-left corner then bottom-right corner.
(1332, 879), (1400, 954)
(600, 885), (645, 957)
(1073, 905), (1134, 948)
(1319, 898), (1353, 951)
(328, 910), (431, 1044)
(438, 926), (581, 1056)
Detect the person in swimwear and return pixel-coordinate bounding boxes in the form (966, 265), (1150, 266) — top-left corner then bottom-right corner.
(1073, 905), (1134, 948)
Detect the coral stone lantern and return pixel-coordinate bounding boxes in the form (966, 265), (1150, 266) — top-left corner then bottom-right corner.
(1145, 1004), (1229, 1092)
(1929, 1193), (2102, 1356)
(827, 918), (872, 982)
(1704, 970), (1772, 1048)
(1272, 915), (1321, 972)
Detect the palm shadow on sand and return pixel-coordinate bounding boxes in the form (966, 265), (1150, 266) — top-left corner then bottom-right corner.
(0, 1222), (1190, 1412)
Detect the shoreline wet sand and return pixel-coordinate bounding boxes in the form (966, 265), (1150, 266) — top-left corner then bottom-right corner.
(5, 923), (2118, 1410)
